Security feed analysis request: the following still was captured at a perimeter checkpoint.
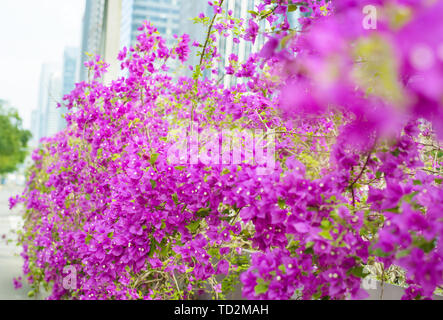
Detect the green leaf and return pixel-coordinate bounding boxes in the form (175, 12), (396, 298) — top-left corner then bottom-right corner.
(312, 287), (323, 300)
(347, 266), (367, 278)
(186, 266), (195, 273)
(372, 248), (391, 257)
(254, 282), (269, 295)
(413, 237), (436, 253)
(391, 148), (400, 157)
(319, 230), (333, 240)
(172, 192), (179, 205)
(150, 153), (159, 166)
(288, 4), (298, 12)
(305, 241), (314, 249)
(85, 234), (93, 244)
(384, 206), (400, 213)
(402, 191), (419, 204)
(208, 247), (221, 259)
(320, 219), (332, 230)
(196, 207), (211, 218)
(150, 179), (157, 189)
(192, 65), (201, 80)
(277, 198), (286, 209)
(160, 241), (171, 258)
(148, 240), (158, 258)
(396, 249), (411, 259)
(186, 220), (200, 233)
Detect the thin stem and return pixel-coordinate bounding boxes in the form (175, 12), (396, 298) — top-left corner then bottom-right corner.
(349, 150), (373, 207)
(191, 0), (225, 135)
(255, 109), (270, 130)
(171, 271), (183, 300)
(199, 0), (225, 67)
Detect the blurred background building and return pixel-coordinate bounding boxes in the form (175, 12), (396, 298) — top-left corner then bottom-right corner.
(31, 49), (79, 146)
(44, 71), (62, 137)
(79, 0), (182, 82)
(121, 0), (182, 48)
(30, 0), (301, 145)
(32, 63), (57, 145)
(60, 47), (79, 131)
(79, 0), (107, 82)
(77, 0), (272, 84)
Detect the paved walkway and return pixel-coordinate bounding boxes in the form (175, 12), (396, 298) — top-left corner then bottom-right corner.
(0, 184), (37, 299)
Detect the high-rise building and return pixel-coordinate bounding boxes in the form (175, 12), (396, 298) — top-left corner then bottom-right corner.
(179, 0), (211, 69)
(79, 0), (182, 82)
(78, 0), (299, 84)
(103, 0), (125, 83)
(79, 0), (107, 82)
(45, 72), (63, 137)
(32, 64), (64, 143)
(179, 0), (266, 85)
(60, 47), (79, 131)
(35, 63), (57, 141)
(121, 0), (182, 49)
(62, 48), (79, 97)
(30, 109), (40, 146)
(120, 0), (134, 51)
(218, 0), (265, 87)
(180, 1), (301, 86)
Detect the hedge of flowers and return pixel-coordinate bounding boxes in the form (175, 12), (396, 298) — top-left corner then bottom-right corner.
(10, 0), (443, 300)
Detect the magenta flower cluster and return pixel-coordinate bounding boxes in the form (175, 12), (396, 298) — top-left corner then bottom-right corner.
(10, 0), (443, 300)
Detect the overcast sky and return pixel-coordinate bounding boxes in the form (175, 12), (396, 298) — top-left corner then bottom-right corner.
(0, 0), (85, 129)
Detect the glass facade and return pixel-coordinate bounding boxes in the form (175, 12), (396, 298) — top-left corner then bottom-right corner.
(124, 0), (182, 48)
(79, 0), (106, 82)
(59, 47), (79, 131)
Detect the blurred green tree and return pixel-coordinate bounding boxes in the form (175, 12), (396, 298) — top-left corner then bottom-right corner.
(0, 101), (32, 177)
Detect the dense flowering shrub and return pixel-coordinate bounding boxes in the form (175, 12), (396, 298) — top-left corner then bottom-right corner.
(10, 0), (443, 300)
